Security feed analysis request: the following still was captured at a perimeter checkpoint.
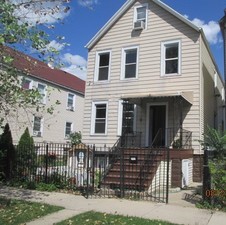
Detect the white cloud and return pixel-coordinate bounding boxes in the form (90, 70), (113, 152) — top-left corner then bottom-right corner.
(61, 53), (87, 80)
(62, 65), (87, 80)
(12, 0), (70, 25)
(78, 0), (98, 7)
(185, 15), (221, 45)
(47, 40), (65, 51)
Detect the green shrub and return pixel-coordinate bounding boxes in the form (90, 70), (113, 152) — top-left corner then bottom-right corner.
(0, 123), (16, 180)
(16, 128), (37, 179)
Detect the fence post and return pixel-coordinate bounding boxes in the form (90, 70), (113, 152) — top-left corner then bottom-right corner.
(86, 146), (90, 199)
(166, 147), (170, 204)
(202, 147), (211, 204)
(45, 143), (49, 183)
(92, 145), (95, 194)
(120, 148), (125, 198)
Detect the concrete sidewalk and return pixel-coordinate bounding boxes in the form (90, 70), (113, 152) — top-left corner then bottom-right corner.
(0, 186), (225, 225)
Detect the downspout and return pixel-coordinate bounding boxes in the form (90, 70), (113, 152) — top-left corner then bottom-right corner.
(219, 9), (226, 130)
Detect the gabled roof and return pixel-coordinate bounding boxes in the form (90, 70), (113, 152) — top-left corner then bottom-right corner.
(85, 0), (200, 50)
(1, 46), (85, 95)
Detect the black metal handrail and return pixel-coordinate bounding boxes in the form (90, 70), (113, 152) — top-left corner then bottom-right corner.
(100, 131), (142, 185)
(151, 127), (192, 149)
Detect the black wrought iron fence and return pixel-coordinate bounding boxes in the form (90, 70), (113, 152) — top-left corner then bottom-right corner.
(11, 142), (92, 191)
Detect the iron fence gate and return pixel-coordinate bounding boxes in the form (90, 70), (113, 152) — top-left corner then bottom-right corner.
(86, 146), (170, 203)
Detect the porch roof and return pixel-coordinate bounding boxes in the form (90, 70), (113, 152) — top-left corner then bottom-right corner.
(120, 91), (193, 105)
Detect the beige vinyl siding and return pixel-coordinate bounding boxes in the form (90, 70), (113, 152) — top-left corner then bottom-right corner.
(4, 78), (84, 143)
(201, 36), (225, 137)
(83, 0), (201, 148)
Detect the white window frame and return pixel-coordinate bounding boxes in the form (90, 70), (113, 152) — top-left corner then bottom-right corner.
(91, 101), (108, 135)
(33, 116), (43, 137)
(21, 78), (33, 90)
(161, 40), (181, 77)
(67, 93), (76, 111)
(37, 82), (47, 104)
(65, 122), (73, 138)
(94, 50), (111, 82)
(222, 87), (225, 101)
(121, 46), (139, 80)
(117, 100), (137, 136)
(214, 72), (218, 88)
(133, 3), (148, 30)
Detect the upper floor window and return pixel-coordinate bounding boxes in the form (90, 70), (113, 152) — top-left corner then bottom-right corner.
(67, 93), (75, 111)
(134, 4), (148, 29)
(22, 78), (32, 89)
(121, 47), (139, 80)
(161, 40), (181, 76)
(33, 116), (43, 137)
(37, 83), (46, 104)
(91, 101), (108, 135)
(95, 51), (111, 82)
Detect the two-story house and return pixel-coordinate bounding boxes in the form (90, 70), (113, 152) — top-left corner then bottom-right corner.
(2, 47), (85, 143)
(82, 0), (225, 186)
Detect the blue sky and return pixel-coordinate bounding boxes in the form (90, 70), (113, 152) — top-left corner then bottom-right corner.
(22, 0), (226, 80)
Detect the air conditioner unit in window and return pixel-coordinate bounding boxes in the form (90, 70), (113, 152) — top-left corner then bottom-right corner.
(68, 106), (74, 111)
(33, 131), (42, 137)
(133, 20), (145, 30)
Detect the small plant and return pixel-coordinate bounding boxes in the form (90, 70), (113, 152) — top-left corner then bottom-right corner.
(199, 126), (226, 209)
(69, 131), (82, 145)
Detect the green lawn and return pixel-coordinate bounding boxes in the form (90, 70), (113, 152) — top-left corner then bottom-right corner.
(56, 211), (180, 225)
(0, 197), (63, 225)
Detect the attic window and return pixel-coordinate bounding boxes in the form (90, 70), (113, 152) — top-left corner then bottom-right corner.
(134, 4), (148, 30)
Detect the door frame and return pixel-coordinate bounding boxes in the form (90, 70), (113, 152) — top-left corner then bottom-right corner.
(145, 102), (168, 147)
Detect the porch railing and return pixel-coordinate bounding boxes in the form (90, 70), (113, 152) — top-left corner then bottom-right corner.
(152, 127), (192, 149)
(120, 131), (142, 148)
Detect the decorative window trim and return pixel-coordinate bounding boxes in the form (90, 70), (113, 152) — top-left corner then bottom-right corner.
(33, 116), (43, 137)
(121, 46), (139, 80)
(67, 93), (76, 111)
(91, 101), (108, 135)
(65, 122), (73, 138)
(161, 40), (181, 77)
(94, 50), (111, 82)
(133, 3), (148, 30)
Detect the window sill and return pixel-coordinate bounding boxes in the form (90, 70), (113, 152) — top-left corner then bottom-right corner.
(93, 80), (110, 84)
(90, 134), (108, 137)
(120, 77), (138, 82)
(160, 74), (181, 78)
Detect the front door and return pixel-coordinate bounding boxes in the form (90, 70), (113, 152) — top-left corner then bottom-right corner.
(148, 105), (166, 147)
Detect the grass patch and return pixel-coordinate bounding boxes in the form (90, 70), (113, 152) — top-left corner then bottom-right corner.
(56, 211), (180, 225)
(0, 197), (63, 225)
